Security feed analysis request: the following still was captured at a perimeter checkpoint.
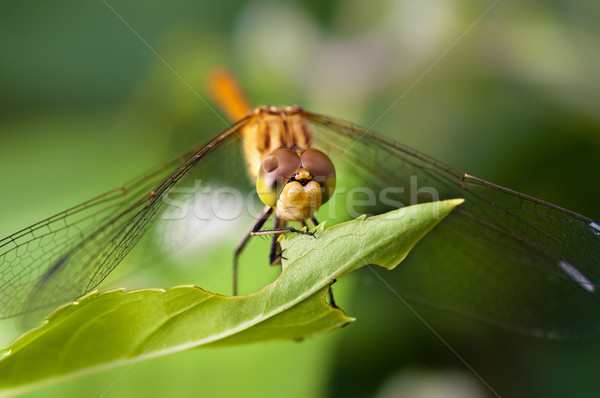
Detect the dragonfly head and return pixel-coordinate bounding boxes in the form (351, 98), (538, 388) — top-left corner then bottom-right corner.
(256, 148), (336, 221)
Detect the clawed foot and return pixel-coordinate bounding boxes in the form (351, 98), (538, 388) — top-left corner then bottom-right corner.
(271, 249), (287, 264)
(290, 228), (316, 238)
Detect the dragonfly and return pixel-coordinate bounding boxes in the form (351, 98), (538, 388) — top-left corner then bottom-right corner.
(1, 69), (599, 338)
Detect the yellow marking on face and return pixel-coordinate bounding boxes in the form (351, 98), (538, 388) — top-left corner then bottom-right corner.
(294, 168), (312, 181)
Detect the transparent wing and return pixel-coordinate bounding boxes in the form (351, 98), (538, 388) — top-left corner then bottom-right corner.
(306, 111), (600, 339)
(0, 117), (252, 321)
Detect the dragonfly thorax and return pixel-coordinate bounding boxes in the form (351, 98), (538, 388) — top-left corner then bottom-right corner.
(241, 106), (313, 180)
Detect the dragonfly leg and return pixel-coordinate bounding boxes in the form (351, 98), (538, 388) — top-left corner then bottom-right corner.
(252, 224), (316, 266)
(235, 209), (315, 294)
(269, 214), (285, 265)
(233, 206), (273, 295)
(310, 215), (319, 227)
(328, 279), (338, 308)
(250, 227), (315, 237)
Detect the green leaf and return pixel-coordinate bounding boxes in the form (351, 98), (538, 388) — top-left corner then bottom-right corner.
(0, 199), (463, 394)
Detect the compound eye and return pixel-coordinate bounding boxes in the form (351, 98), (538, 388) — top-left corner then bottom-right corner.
(300, 149), (336, 204)
(256, 149), (301, 207)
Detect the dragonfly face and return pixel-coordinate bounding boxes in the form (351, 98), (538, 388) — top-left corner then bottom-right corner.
(256, 147), (336, 221)
(1, 69), (599, 339)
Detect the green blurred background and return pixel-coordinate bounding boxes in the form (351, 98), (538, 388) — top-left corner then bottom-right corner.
(1, 0), (600, 397)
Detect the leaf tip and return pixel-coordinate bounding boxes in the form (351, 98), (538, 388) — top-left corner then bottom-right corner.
(445, 198), (465, 207)
(314, 222), (327, 234)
